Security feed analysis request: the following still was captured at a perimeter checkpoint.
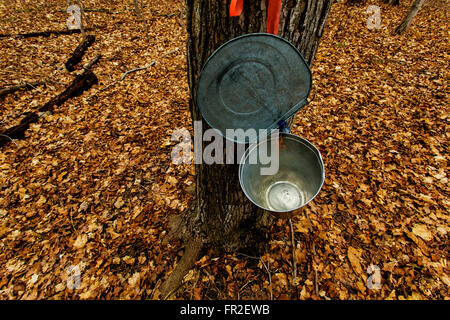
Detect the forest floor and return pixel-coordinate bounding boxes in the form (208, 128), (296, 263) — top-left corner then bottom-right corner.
(0, 0), (448, 300)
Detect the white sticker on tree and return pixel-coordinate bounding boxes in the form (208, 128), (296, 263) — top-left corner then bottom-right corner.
(366, 5), (381, 30)
(67, 4), (82, 30)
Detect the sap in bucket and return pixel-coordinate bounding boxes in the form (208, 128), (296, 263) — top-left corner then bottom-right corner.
(239, 132), (324, 216)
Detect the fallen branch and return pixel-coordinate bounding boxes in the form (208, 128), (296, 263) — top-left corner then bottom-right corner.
(0, 26), (104, 39)
(83, 54), (102, 70)
(91, 61), (155, 96)
(289, 219), (298, 283)
(0, 69), (98, 147)
(39, 69), (98, 112)
(0, 112), (39, 146)
(0, 81), (45, 99)
(60, 8), (119, 14)
(65, 34), (95, 72)
(120, 61), (155, 81)
(84, 8), (116, 13)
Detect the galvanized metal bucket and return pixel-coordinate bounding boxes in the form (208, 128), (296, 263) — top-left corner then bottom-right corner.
(239, 133), (324, 218)
(196, 33), (324, 217)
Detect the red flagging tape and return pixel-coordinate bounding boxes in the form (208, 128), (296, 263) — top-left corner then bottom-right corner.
(267, 0), (282, 35)
(229, 0), (244, 17)
(229, 0), (282, 35)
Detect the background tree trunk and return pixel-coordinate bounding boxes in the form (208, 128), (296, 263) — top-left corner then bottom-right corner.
(395, 0), (425, 34)
(160, 0), (333, 298)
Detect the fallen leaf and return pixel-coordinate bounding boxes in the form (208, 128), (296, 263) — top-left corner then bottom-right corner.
(73, 233), (88, 249)
(412, 224), (433, 241)
(114, 197), (125, 209)
(347, 247), (363, 275)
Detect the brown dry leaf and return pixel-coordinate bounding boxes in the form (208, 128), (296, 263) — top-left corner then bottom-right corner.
(386, 290), (396, 300)
(73, 233), (88, 249)
(114, 197), (125, 209)
(183, 269), (195, 283)
(0, 0), (448, 301)
(36, 195), (47, 206)
(412, 224), (433, 242)
(440, 274), (450, 287)
(347, 247), (363, 276)
(383, 261), (397, 273)
(128, 272), (140, 287)
(123, 256), (135, 265)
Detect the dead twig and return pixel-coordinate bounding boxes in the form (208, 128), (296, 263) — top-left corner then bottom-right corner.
(236, 252), (273, 300)
(90, 47), (180, 99)
(0, 134), (18, 147)
(238, 279), (254, 300)
(304, 210), (319, 297)
(261, 258), (273, 300)
(289, 218), (298, 282)
(120, 61), (155, 81)
(0, 81), (45, 99)
(83, 54), (102, 70)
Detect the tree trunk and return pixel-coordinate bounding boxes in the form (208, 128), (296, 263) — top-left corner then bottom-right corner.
(160, 0), (333, 298)
(395, 0), (425, 34)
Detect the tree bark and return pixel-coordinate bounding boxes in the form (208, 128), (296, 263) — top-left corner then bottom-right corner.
(395, 0), (425, 35)
(160, 0), (332, 298)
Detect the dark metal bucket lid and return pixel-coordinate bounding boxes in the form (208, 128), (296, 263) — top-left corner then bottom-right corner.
(196, 33), (312, 144)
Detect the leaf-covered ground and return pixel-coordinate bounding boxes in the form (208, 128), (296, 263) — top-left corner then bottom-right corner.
(0, 0), (448, 300)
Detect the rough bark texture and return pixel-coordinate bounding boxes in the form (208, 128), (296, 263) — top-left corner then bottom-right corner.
(160, 0), (332, 298)
(395, 0), (425, 34)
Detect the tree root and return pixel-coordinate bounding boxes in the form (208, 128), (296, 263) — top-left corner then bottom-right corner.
(159, 237), (203, 299)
